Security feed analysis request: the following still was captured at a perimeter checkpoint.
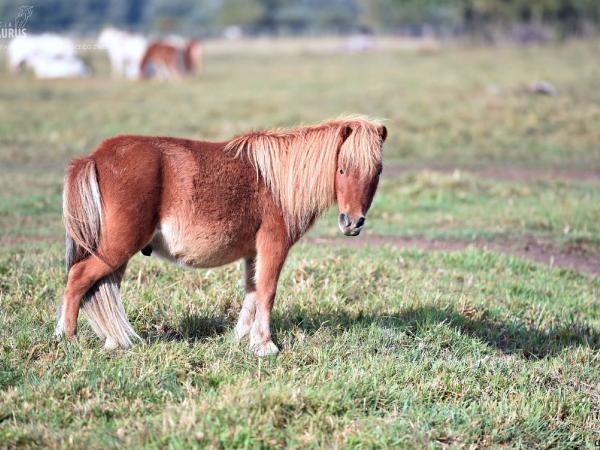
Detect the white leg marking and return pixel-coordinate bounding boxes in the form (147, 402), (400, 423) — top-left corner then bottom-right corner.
(249, 317), (261, 347)
(54, 302), (65, 338)
(234, 292), (256, 340)
(250, 313), (279, 356)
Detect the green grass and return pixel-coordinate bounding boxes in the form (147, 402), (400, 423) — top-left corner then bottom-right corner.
(1, 245), (599, 448)
(1, 39), (599, 448)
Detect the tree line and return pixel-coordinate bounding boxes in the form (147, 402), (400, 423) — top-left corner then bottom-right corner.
(1, 0), (598, 38)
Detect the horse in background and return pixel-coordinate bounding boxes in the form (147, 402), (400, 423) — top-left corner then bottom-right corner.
(139, 39), (202, 80)
(54, 117), (387, 356)
(8, 34), (88, 79)
(97, 28), (147, 79)
(8, 34), (78, 72)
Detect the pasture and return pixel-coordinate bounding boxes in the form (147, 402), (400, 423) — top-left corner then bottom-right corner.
(1, 39), (599, 448)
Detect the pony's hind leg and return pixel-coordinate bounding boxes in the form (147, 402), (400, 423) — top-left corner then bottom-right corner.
(234, 256), (257, 340)
(57, 203), (149, 349)
(249, 226), (289, 356)
(56, 255), (125, 340)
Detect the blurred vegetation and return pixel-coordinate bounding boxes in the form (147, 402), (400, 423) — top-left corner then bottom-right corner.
(0, 0), (599, 38)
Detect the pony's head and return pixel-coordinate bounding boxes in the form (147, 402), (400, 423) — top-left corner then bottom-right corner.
(335, 122), (387, 236)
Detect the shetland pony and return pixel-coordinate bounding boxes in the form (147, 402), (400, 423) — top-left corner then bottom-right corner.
(139, 39), (202, 80)
(55, 117), (387, 356)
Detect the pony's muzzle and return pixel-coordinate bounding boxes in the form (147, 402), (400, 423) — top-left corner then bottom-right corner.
(338, 213), (365, 236)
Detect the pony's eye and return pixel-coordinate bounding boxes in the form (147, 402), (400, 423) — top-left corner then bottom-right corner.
(339, 168), (344, 175)
(377, 167), (382, 176)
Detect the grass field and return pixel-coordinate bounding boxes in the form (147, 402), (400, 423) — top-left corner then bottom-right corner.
(1, 39), (599, 448)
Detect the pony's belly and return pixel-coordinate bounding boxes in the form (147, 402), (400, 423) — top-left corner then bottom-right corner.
(149, 218), (247, 268)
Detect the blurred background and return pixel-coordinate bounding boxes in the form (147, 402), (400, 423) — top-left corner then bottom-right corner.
(1, 0), (600, 38)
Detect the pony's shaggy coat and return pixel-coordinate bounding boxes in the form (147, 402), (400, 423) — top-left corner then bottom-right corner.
(56, 117), (386, 355)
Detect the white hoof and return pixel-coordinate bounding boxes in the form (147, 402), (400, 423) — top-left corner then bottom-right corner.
(53, 324), (64, 338)
(249, 320), (263, 347)
(253, 341), (279, 357)
(104, 337), (120, 350)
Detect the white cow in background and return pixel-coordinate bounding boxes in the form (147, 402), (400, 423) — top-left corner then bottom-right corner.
(97, 28), (147, 79)
(8, 34), (76, 72)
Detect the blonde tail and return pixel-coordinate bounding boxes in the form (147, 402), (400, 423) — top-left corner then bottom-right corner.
(57, 158), (139, 349)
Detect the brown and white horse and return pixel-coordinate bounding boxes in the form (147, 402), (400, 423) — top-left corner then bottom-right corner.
(139, 39), (202, 80)
(55, 117), (387, 356)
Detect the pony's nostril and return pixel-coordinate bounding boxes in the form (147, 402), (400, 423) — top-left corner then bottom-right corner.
(356, 216), (365, 228)
(339, 213), (350, 227)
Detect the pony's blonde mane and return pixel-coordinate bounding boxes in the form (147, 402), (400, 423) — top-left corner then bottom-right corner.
(225, 116), (384, 239)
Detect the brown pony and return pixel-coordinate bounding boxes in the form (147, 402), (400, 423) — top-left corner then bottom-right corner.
(139, 39), (202, 80)
(55, 117), (387, 356)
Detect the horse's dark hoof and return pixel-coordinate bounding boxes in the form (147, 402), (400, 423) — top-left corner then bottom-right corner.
(141, 245), (152, 256)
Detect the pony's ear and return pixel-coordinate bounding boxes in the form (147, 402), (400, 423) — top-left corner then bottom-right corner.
(340, 125), (353, 142)
(377, 125), (388, 142)
(336, 125), (352, 162)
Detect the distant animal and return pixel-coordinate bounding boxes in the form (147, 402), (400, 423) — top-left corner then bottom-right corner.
(526, 80), (557, 96)
(28, 55), (88, 79)
(55, 117), (387, 356)
(8, 34), (76, 72)
(139, 39), (202, 80)
(97, 28), (147, 79)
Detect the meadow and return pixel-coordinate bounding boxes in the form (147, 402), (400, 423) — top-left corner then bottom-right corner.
(1, 39), (599, 448)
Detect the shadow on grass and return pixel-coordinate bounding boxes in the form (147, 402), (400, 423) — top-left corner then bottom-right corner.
(276, 306), (600, 359)
(149, 306), (599, 359)
(149, 313), (227, 342)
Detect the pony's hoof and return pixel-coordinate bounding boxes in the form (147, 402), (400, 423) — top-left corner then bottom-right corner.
(54, 318), (64, 338)
(253, 341), (279, 357)
(104, 338), (120, 350)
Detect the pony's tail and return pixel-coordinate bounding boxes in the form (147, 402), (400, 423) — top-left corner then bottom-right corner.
(59, 158), (139, 349)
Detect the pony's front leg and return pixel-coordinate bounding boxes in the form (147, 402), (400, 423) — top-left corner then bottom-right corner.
(250, 230), (289, 356)
(234, 256), (257, 340)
